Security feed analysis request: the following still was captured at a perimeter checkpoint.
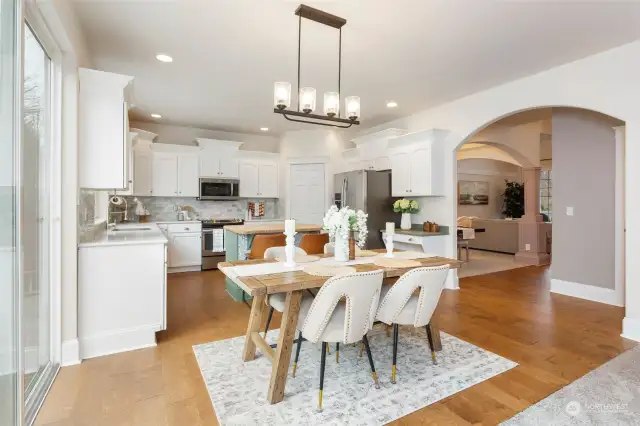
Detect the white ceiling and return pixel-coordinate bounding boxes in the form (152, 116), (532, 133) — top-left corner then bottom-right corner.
(71, 0), (640, 136)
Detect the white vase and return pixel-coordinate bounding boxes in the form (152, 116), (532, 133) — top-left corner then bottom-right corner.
(401, 213), (412, 230)
(334, 233), (349, 262)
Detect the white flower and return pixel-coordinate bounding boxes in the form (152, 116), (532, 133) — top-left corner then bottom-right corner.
(322, 205), (368, 247)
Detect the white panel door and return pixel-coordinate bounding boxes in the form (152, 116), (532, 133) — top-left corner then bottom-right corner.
(289, 163), (326, 225)
(258, 163), (278, 197)
(409, 148), (432, 196)
(390, 152), (411, 196)
(133, 149), (152, 195)
(239, 162), (259, 197)
(219, 156), (239, 178)
(169, 233), (202, 267)
(152, 152), (178, 196)
(177, 154), (199, 197)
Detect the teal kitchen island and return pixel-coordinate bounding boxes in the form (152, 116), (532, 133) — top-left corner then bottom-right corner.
(223, 222), (323, 301)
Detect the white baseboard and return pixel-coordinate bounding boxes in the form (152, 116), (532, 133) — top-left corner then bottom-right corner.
(61, 338), (80, 366)
(168, 265), (201, 274)
(550, 279), (624, 307)
(622, 317), (640, 342)
(79, 325), (157, 360)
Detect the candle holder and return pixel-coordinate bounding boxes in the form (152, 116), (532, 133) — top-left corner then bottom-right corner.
(284, 230), (298, 267)
(385, 234), (394, 258)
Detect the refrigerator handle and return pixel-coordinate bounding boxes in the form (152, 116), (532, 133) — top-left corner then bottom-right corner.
(342, 178), (348, 208)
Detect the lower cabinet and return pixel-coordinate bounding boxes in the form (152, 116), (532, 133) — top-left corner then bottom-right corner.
(168, 233), (202, 267)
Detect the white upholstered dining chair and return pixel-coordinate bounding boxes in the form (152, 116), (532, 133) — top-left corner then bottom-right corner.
(375, 265), (450, 384)
(262, 246), (308, 336)
(292, 269), (384, 411)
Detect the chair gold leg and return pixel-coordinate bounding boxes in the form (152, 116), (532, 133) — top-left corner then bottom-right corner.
(391, 365), (396, 384)
(292, 362), (297, 378)
(318, 390), (323, 410)
(426, 324), (438, 365)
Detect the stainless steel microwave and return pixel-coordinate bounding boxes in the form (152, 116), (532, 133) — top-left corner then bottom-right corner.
(199, 178), (240, 200)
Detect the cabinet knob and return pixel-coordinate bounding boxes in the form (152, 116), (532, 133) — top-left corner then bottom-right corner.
(184, 227), (189, 231)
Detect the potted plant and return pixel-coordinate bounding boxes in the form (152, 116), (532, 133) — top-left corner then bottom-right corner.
(393, 199), (420, 230)
(502, 180), (524, 219)
(322, 205), (368, 261)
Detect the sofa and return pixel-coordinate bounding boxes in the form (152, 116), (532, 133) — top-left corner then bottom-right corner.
(460, 218), (552, 255)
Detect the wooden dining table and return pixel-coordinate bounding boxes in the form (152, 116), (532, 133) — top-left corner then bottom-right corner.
(218, 249), (463, 405)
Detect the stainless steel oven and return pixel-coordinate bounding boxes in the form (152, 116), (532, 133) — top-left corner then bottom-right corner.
(201, 219), (243, 270)
(199, 178), (240, 200)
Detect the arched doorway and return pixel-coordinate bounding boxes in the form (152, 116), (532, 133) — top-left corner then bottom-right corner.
(451, 107), (625, 307)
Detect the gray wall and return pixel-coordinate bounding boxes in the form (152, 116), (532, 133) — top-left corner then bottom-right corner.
(457, 158), (522, 219)
(551, 109), (618, 289)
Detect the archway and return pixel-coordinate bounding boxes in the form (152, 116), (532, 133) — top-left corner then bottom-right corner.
(450, 106), (625, 308)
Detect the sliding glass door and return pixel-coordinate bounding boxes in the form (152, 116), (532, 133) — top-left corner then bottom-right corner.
(0, 0), (21, 424)
(23, 20), (57, 424)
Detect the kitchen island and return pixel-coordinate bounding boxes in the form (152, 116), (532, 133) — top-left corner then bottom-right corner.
(223, 222), (323, 301)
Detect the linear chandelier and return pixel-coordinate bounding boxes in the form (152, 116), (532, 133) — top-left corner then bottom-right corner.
(273, 4), (360, 129)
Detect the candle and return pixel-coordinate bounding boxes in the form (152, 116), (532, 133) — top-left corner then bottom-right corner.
(285, 219), (296, 234)
(386, 222), (395, 235)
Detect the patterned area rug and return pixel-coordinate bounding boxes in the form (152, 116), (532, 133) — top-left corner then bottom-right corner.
(193, 326), (517, 425)
(501, 346), (640, 425)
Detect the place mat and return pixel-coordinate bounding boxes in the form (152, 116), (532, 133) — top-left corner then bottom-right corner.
(373, 257), (421, 268)
(303, 265), (357, 277)
(356, 249), (379, 257)
(382, 251), (438, 260)
(274, 255), (320, 263)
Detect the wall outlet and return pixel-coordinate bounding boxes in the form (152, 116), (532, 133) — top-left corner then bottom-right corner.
(525, 243), (531, 251)
(566, 207), (574, 216)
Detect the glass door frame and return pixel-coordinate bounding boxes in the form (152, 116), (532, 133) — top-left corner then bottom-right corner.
(21, 1), (63, 423)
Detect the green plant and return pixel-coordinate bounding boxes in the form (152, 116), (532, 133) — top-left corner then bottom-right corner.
(393, 199), (419, 213)
(502, 180), (524, 218)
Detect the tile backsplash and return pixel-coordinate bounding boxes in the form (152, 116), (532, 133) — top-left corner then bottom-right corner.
(110, 196), (279, 222)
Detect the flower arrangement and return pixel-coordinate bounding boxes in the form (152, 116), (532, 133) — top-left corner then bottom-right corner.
(393, 199), (420, 214)
(322, 205), (368, 248)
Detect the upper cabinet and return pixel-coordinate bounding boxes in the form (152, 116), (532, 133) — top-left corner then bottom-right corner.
(197, 139), (243, 178)
(151, 145), (200, 197)
(238, 153), (279, 198)
(114, 129), (156, 196)
(341, 128), (406, 172)
(388, 129), (449, 197)
(79, 68), (134, 189)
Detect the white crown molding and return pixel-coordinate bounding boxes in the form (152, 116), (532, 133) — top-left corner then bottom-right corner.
(196, 138), (243, 151)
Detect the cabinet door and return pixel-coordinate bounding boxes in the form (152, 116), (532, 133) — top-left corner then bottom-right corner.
(219, 156), (239, 178)
(169, 233), (202, 267)
(258, 163), (278, 197)
(177, 154), (199, 197)
(199, 154), (220, 177)
(409, 148), (432, 196)
(390, 152), (411, 196)
(151, 152), (178, 196)
(239, 162), (259, 197)
(133, 149), (152, 196)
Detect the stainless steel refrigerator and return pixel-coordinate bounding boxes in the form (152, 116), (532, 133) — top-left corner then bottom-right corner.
(334, 170), (398, 249)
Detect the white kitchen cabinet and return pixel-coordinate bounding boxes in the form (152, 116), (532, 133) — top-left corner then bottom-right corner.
(133, 149), (153, 195)
(239, 161), (278, 198)
(177, 154), (199, 197)
(200, 153), (238, 178)
(168, 233), (201, 267)
(258, 163), (278, 198)
(373, 156), (391, 171)
(79, 68), (134, 189)
(114, 132), (139, 195)
(152, 152), (178, 196)
(388, 129), (448, 197)
(151, 151), (199, 197)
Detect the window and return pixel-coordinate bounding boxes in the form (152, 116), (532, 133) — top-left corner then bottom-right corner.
(540, 170), (552, 221)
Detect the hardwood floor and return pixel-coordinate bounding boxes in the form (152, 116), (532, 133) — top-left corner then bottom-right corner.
(35, 266), (635, 426)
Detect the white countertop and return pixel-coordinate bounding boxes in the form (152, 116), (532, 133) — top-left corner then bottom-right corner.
(154, 220), (201, 224)
(78, 223), (168, 248)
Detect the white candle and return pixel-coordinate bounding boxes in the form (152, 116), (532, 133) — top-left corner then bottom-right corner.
(386, 222), (395, 235)
(285, 219), (296, 234)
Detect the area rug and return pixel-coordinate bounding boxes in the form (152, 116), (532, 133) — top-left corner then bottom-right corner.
(501, 346), (640, 425)
(193, 326), (517, 425)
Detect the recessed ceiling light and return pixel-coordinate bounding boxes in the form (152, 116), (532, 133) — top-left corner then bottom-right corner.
(260, 127), (269, 132)
(150, 113), (162, 119)
(386, 101), (398, 108)
(156, 54), (173, 63)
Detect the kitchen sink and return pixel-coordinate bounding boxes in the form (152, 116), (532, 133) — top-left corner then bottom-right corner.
(111, 227), (152, 232)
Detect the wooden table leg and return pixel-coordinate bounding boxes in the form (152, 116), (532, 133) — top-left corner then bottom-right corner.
(427, 319), (442, 352)
(267, 290), (302, 404)
(242, 293), (266, 362)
